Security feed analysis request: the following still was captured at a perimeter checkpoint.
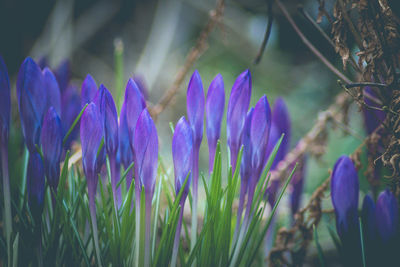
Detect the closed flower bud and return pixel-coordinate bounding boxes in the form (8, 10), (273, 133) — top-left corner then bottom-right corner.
(101, 86), (119, 156)
(125, 79), (146, 149)
(133, 109), (158, 196)
(173, 116), (193, 199)
(187, 70), (204, 148)
(80, 102), (105, 196)
(227, 70), (251, 169)
(41, 107), (63, 191)
(376, 189), (399, 243)
(331, 155), (361, 265)
(206, 74), (225, 172)
(17, 57), (47, 152)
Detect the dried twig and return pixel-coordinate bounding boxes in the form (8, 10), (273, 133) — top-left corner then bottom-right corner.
(275, 0), (352, 84)
(150, 0), (225, 120)
(254, 0), (274, 65)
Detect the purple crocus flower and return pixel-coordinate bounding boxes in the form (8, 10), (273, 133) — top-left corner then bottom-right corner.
(376, 189), (399, 243)
(80, 102), (105, 265)
(235, 108), (253, 238)
(43, 67), (61, 116)
(245, 96), (271, 218)
(101, 86), (121, 206)
(331, 155), (362, 265)
(186, 70), (205, 245)
(17, 57), (47, 152)
(173, 116), (193, 200)
(121, 79), (146, 189)
(375, 189), (399, 263)
(27, 152), (45, 220)
(206, 74), (225, 173)
(41, 107), (63, 193)
(227, 70), (251, 170)
(54, 59), (71, 92)
(133, 109), (158, 266)
(267, 98), (291, 169)
(81, 74), (98, 108)
(61, 85), (81, 149)
(171, 116), (193, 266)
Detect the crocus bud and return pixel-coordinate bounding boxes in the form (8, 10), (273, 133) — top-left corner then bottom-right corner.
(54, 59), (71, 92)
(376, 189), (399, 243)
(206, 74), (225, 172)
(331, 156), (359, 237)
(187, 70), (205, 148)
(125, 79), (146, 148)
(133, 109), (158, 196)
(119, 101), (133, 168)
(41, 107), (63, 191)
(240, 108), (254, 189)
(28, 152), (45, 220)
(80, 102), (105, 196)
(61, 85), (81, 149)
(227, 70), (251, 170)
(0, 55), (11, 144)
(81, 74), (98, 108)
(249, 95), (271, 183)
(43, 67), (61, 115)
(267, 98), (291, 169)
(101, 86), (118, 156)
(173, 116), (193, 199)
(331, 156), (361, 265)
(17, 57), (47, 152)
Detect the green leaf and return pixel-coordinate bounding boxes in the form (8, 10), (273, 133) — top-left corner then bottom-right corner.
(62, 103), (88, 146)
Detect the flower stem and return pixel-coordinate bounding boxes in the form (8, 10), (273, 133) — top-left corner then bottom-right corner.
(171, 203), (184, 267)
(144, 193), (152, 267)
(1, 143), (12, 267)
(233, 180), (247, 244)
(88, 182), (102, 267)
(110, 155), (121, 210)
(191, 148), (199, 251)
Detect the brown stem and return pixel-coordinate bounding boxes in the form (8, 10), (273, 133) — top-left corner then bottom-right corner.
(275, 0), (352, 84)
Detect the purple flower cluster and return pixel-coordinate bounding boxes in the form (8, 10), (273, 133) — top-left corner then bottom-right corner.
(331, 156), (399, 265)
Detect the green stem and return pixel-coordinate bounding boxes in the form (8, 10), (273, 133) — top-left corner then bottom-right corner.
(2, 144), (12, 267)
(89, 187), (102, 267)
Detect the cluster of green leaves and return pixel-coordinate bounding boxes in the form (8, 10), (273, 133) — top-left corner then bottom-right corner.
(0, 117), (296, 267)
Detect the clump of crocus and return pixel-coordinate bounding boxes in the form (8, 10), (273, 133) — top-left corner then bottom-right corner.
(206, 74), (225, 174)
(171, 116), (193, 267)
(331, 155), (362, 266)
(0, 55), (12, 265)
(41, 107), (63, 195)
(186, 70), (205, 246)
(80, 102), (105, 266)
(133, 109), (158, 267)
(123, 78), (146, 189)
(227, 70), (251, 171)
